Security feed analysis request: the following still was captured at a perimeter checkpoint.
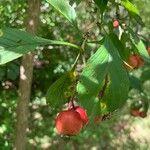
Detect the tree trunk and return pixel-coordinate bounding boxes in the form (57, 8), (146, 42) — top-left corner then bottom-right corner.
(14, 0), (40, 150)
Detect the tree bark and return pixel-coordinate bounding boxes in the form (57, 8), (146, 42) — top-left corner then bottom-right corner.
(14, 0), (40, 150)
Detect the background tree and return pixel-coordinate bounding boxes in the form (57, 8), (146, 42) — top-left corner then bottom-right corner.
(14, 0), (40, 150)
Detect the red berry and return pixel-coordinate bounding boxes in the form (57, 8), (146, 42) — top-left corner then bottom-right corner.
(139, 111), (147, 118)
(113, 20), (119, 28)
(128, 55), (139, 69)
(136, 55), (144, 67)
(55, 110), (83, 136)
(147, 47), (150, 55)
(130, 109), (140, 117)
(128, 54), (144, 69)
(74, 106), (88, 126)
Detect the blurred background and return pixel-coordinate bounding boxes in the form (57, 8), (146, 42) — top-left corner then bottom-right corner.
(0, 0), (150, 149)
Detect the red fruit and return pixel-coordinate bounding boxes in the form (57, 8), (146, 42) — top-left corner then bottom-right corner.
(128, 54), (144, 69)
(139, 111), (147, 118)
(130, 109), (140, 117)
(128, 55), (139, 68)
(74, 106), (88, 126)
(147, 47), (150, 55)
(136, 55), (144, 67)
(55, 110), (83, 136)
(113, 20), (119, 28)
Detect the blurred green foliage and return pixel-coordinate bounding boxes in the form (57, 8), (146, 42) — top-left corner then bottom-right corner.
(0, 0), (150, 149)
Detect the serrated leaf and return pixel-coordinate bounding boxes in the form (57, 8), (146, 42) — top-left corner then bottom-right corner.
(46, 73), (72, 108)
(94, 0), (109, 14)
(77, 35), (129, 115)
(46, 0), (77, 25)
(0, 28), (38, 64)
(77, 43), (110, 114)
(102, 36), (129, 111)
(121, 0), (139, 15)
(128, 27), (150, 64)
(109, 33), (129, 61)
(0, 28), (80, 65)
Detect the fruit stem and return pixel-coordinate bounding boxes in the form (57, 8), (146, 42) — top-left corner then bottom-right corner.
(71, 98), (75, 109)
(71, 52), (81, 71)
(68, 96), (75, 109)
(123, 61), (134, 70)
(68, 83), (77, 109)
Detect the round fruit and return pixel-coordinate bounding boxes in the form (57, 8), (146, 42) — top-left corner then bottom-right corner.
(139, 111), (147, 118)
(136, 55), (144, 67)
(147, 47), (150, 55)
(130, 109), (140, 117)
(128, 54), (144, 69)
(55, 109), (83, 136)
(74, 106), (88, 126)
(128, 55), (139, 68)
(113, 20), (119, 28)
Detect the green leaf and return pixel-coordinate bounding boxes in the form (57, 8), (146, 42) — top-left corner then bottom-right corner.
(46, 0), (77, 25)
(77, 43), (109, 114)
(94, 0), (109, 14)
(129, 75), (142, 91)
(102, 36), (129, 111)
(0, 28), (38, 64)
(77, 35), (129, 115)
(128, 27), (150, 63)
(121, 0), (144, 25)
(0, 28), (80, 65)
(109, 33), (129, 61)
(0, 66), (5, 80)
(7, 63), (19, 80)
(121, 0), (139, 15)
(46, 73), (72, 108)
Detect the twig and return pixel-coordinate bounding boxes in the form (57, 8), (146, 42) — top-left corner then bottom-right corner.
(99, 74), (109, 99)
(71, 52), (81, 71)
(67, 80), (78, 109)
(81, 32), (89, 66)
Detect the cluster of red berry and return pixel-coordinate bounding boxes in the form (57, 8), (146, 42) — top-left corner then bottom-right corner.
(130, 99), (148, 118)
(130, 109), (147, 118)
